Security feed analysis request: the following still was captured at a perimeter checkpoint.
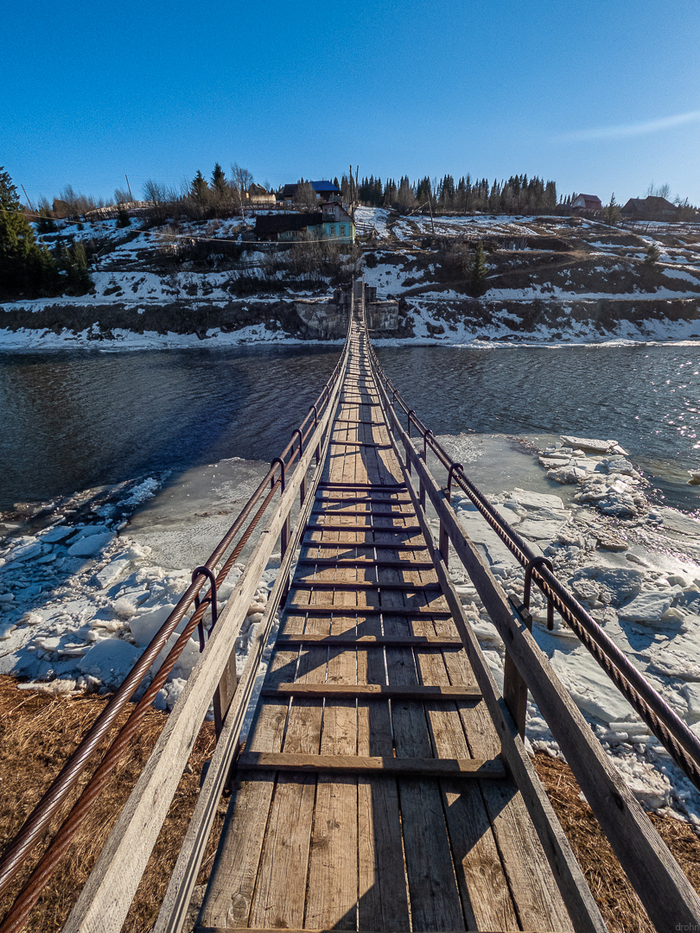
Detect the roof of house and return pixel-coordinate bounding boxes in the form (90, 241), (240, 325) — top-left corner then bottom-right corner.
(255, 212), (323, 235)
(622, 196), (677, 214)
(280, 181), (340, 199)
(311, 180), (340, 193)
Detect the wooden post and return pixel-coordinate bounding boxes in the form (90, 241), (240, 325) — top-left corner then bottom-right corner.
(439, 520), (449, 569)
(503, 598), (532, 739)
(213, 650), (238, 739)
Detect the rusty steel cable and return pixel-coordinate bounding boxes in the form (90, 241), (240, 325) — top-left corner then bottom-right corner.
(0, 342), (348, 927)
(367, 342), (700, 791)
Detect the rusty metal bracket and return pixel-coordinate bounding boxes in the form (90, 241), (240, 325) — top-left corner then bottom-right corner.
(291, 427), (304, 458)
(192, 566), (218, 651)
(524, 556), (555, 630)
(446, 462), (464, 502)
(270, 457), (286, 493)
(423, 429), (434, 461)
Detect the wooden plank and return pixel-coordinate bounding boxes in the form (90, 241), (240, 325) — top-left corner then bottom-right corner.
(297, 558), (434, 569)
(310, 508), (416, 517)
(237, 752), (505, 778)
(198, 929), (563, 933)
(329, 440), (393, 448)
(291, 580), (441, 592)
(317, 481), (406, 490)
(283, 603), (452, 619)
(303, 522), (422, 532)
(261, 683), (481, 700)
(302, 536), (425, 551)
(277, 633), (462, 647)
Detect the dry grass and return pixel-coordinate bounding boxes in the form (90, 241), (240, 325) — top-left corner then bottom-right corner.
(1, 675), (699, 932)
(0, 675), (224, 932)
(533, 751), (700, 933)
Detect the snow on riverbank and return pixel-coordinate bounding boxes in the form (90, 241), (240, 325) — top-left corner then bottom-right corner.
(441, 434), (700, 821)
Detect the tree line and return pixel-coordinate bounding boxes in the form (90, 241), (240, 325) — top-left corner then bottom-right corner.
(349, 173), (558, 214)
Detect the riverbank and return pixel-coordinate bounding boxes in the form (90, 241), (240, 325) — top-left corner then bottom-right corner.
(2, 209), (699, 349)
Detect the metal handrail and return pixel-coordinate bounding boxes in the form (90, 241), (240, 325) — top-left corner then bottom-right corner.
(0, 322), (353, 930)
(366, 340), (700, 791)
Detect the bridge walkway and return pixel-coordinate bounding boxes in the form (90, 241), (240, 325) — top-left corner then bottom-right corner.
(197, 303), (578, 931)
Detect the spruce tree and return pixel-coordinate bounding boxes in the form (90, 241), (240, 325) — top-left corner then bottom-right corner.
(0, 167), (58, 296)
(190, 170), (209, 203)
(605, 193), (620, 226)
(211, 163), (228, 200)
(61, 241), (92, 294)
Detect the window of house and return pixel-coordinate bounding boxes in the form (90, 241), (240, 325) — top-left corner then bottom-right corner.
(339, 225), (345, 236)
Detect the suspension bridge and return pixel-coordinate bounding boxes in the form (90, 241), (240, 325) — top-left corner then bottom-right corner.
(1, 280), (700, 933)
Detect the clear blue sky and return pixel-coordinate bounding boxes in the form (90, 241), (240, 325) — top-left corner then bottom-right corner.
(5, 0), (700, 207)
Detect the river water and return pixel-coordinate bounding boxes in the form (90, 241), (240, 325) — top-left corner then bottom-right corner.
(1, 342), (698, 514)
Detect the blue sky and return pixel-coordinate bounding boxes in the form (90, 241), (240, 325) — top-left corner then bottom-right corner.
(5, 0), (700, 207)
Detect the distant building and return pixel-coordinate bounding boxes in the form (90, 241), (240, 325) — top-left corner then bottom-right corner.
(280, 180), (341, 203)
(571, 194), (603, 213)
(621, 196), (678, 222)
(245, 183), (276, 207)
(321, 202), (355, 242)
(255, 212), (323, 241)
(255, 202), (355, 242)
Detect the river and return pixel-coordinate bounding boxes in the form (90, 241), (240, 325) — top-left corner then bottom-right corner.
(1, 342), (698, 514)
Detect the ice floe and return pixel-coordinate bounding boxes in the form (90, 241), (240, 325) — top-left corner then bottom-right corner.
(447, 434), (700, 819)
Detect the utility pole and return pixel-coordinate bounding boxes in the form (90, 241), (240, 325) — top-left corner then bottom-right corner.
(354, 165), (359, 222)
(20, 185), (35, 212)
(125, 174), (133, 202)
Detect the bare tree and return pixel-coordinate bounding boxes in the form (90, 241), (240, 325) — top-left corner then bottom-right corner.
(646, 181), (671, 200)
(294, 181), (318, 211)
(230, 163), (254, 219)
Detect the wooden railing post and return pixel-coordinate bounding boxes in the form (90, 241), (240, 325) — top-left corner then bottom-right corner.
(503, 598), (532, 739)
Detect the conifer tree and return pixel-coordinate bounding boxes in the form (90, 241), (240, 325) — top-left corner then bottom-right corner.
(0, 167), (58, 295)
(605, 193), (620, 225)
(190, 170), (209, 203)
(61, 241), (92, 294)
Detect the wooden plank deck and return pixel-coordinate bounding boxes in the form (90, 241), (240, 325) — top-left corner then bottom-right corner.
(197, 304), (580, 932)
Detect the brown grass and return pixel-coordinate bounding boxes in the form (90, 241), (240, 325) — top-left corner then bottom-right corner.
(1, 675), (699, 932)
(0, 675), (224, 932)
(533, 751), (700, 933)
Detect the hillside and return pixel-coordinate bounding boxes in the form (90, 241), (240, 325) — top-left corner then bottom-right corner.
(1, 208), (700, 346)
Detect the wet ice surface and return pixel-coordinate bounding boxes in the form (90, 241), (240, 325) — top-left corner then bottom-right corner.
(436, 433), (700, 821)
(2, 435), (700, 819)
(0, 458), (279, 712)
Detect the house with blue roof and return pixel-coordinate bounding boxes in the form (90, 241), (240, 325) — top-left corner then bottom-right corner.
(280, 180), (341, 202)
